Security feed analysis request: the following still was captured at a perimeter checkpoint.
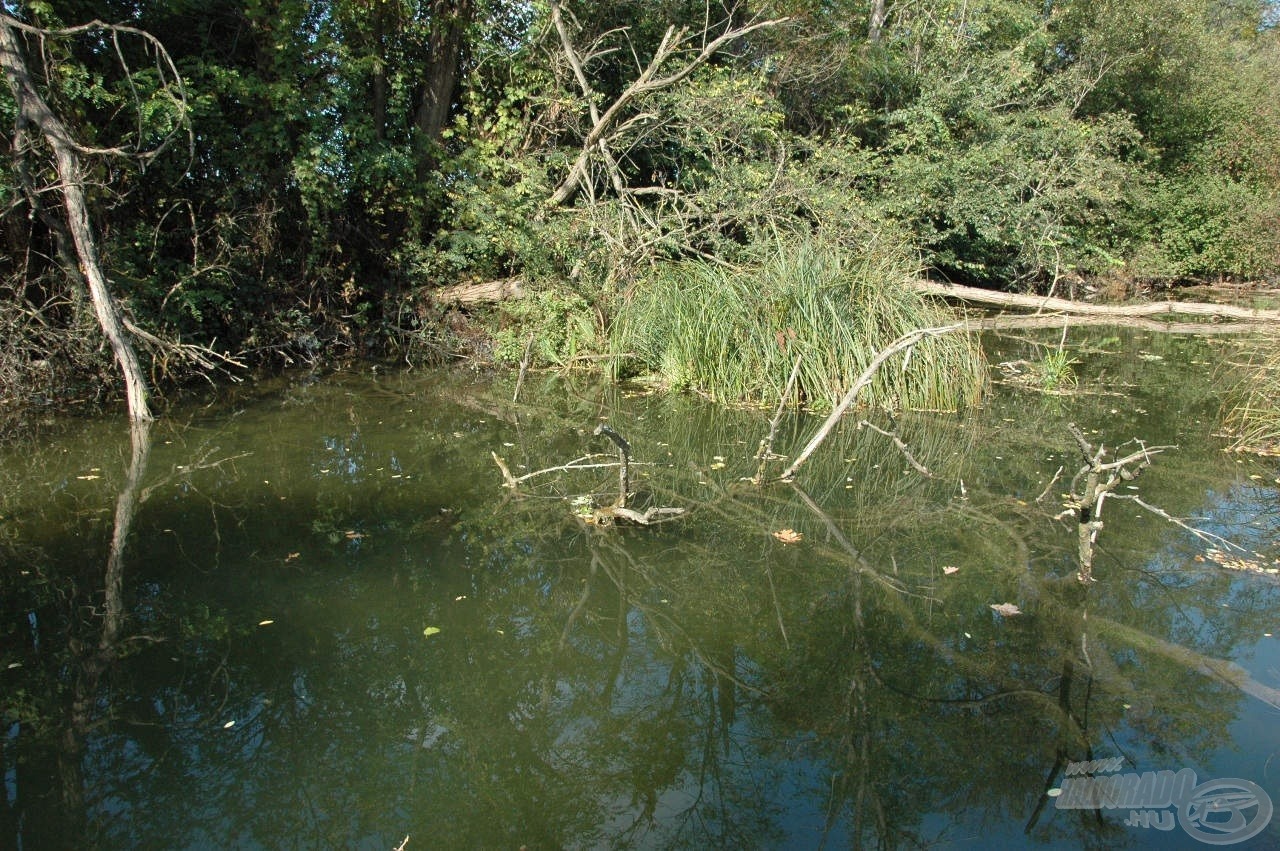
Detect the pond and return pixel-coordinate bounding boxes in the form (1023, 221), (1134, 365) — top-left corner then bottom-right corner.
(2, 328), (1279, 849)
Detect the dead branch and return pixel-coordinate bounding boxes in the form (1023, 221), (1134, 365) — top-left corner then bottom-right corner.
(1109, 494), (1242, 552)
(432, 276), (526, 305)
(777, 324), (963, 481)
(491, 451), (626, 488)
(547, 5), (788, 206)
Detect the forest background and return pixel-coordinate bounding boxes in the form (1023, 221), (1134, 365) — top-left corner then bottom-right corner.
(2, 0), (1278, 411)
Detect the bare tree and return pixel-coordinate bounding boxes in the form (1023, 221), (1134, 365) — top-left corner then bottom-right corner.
(546, 1), (788, 207)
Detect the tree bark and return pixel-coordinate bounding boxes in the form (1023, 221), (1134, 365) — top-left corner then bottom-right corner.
(0, 15), (153, 420)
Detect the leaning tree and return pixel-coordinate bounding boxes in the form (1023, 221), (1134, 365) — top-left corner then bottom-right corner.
(0, 13), (189, 421)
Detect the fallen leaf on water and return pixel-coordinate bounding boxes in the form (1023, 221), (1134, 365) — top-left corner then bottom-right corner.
(990, 602), (1022, 617)
(423, 626), (441, 637)
(942, 565), (960, 575)
(772, 528), (803, 544)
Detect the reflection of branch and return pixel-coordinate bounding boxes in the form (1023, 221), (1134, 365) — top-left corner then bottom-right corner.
(857, 419), (931, 477)
(103, 421), (153, 651)
(1093, 616), (1280, 709)
(753, 354), (802, 484)
(1109, 494), (1243, 551)
(491, 451), (624, 488)
(788, 481), (915, 598)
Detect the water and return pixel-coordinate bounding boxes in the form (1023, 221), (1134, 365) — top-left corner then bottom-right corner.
(2, 329), (1278, 849)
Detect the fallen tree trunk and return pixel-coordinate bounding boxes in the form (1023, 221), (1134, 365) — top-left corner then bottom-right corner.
(428, 274), (1278, 337)
(432, 277), (526, 305)
(913, 279), (1280, 323)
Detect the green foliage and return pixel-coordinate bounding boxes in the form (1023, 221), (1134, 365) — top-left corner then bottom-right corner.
(6, 0), (1280, 411)
(611, 240), (987, 410)
(491, 287), (601, 368)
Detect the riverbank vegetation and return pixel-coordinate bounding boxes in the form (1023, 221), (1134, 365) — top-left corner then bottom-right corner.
(610, 242), (986, 410)
(2, 0), (1279, 417)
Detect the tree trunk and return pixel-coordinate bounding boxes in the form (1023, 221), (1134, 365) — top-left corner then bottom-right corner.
(414, 0), (472, 177)
(0, 15), (153, 421)
(868, 0), (887, 43)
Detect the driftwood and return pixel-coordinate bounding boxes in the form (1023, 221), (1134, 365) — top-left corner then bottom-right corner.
(777, 324), (963, 481)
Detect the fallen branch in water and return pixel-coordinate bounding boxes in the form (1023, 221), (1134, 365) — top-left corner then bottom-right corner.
(777, 324), (963, 481)
(1053, 423), (1242, 582)
(492, 425), (686, 526)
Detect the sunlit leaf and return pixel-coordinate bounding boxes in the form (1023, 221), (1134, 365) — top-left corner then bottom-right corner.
(423, 626), (442, 637)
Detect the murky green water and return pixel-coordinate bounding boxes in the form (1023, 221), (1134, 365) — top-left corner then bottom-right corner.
(2, 328), (1279, 849)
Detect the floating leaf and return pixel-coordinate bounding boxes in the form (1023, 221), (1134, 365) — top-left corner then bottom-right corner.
(772, 528), (803, 544)
(423, 626), (441, 637)
(990, 602), (1022, 617)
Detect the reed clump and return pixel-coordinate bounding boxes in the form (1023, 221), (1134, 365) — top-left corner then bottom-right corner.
(610, 242), (986, 411)
(1225, 345), (1280, 455)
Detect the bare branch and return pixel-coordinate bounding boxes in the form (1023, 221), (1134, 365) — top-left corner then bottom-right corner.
(778, 324), (963, 481)
(548, 7), (788, 205)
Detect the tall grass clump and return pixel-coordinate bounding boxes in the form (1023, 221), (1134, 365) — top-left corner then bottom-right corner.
(610, 241), (986, 411)
(1225, 346), (1280, 455)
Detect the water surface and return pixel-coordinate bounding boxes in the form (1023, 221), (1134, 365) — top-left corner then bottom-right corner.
(2, 329), (1279, 849)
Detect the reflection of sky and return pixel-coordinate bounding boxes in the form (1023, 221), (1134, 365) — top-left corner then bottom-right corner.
(314, 433), (406, 483)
